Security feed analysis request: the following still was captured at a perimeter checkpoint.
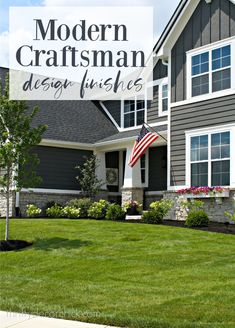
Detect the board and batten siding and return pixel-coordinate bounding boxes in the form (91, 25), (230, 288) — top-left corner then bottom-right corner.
(32, 146), (92, 190)
(171, 0), (235, 103)
(170, 94), (235, 186)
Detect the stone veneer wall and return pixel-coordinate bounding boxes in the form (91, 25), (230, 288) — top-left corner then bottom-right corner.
(163, 190), (235, 223)
(19, 190), (109, 216)
(144, 193), (163, 209)
(19, 191), (81, 216)
(121, 188), (143, 207)
(0, 192), (16, 217)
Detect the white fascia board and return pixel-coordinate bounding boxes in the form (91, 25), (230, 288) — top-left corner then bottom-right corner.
(40, 139), (94, 150)
(99, 101), (121, 131)
(156, 0), (200, 57)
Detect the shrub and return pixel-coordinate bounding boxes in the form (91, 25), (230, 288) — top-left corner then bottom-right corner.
(149, 199), (173, 218)
(46, 204), (63, 218)
(88, 199), (109, 219)
(185, 210), (209, 227)
(45, 201), (62, 209)
(105, 204), (125, 221)
(142, 210), (163, 224)
(181, 199), (205, 212)
(62, 206), (81, 219)
(66, 198), (92, 217)
(26, 204), (41, 218)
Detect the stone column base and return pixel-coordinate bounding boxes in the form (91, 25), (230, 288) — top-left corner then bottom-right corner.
(121, 187), (143, 207)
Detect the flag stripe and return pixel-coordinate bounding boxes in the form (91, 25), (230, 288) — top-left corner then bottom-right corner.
(129, 134), (158, 167)
(128, 124), (159, 167)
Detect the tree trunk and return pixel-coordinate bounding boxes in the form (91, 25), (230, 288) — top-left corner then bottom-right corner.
(5, 170), (10, 241)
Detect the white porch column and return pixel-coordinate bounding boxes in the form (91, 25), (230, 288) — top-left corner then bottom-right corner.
(94, 151), (107, 191)
(123, 144), (142, 188)
(121, 144), (143, 206)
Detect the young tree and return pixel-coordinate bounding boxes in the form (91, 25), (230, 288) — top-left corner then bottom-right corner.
(0, 76), (47, 240)
(75, 154), (103, 198)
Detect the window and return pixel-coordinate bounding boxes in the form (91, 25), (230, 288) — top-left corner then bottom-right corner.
(190, 131), (230, 187)
(187, 39), (234, 99)
(140, 154), (146, 184)
(123, 98), (145, 128)
(162, 84), (168, 112)
(158, 78), (169, 116)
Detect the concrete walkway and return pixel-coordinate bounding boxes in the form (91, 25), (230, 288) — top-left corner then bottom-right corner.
(0, 311), (119, 328)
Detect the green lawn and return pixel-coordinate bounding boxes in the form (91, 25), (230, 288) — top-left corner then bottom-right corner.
(0, 219), (235, 328)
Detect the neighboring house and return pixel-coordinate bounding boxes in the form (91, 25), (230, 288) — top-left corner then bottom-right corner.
(0, 0), (235, 221)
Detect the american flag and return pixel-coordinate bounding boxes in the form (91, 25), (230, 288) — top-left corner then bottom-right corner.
(128, 124), (158, 167)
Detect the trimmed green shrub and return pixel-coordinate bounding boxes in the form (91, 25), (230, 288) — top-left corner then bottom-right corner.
(62, 206), (81, 219)
(88, 199), (109, 219)
(105, 204), (125, 221)
(66, 198), (92, 217)
(45, 201), (62, 209)
(46, 204), (63, 218)
(185, 210), (209, 227)
(141, 210), (163, 224)
(26, 204), (41, 218)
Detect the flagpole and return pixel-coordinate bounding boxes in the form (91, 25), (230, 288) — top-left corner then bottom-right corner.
(144, 122), (167, 142)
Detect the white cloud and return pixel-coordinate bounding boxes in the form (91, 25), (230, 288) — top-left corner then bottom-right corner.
(0, 31), (9, 68)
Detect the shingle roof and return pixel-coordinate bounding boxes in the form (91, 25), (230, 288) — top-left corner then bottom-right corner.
(29, 100), (118, 143)
(0, 67), (118, 144)
(95, 125), (167, 144)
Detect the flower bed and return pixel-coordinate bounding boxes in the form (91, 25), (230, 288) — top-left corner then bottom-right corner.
(177, 186), (229, 198)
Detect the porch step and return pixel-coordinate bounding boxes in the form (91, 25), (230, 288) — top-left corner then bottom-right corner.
(125, 215), (142, 220)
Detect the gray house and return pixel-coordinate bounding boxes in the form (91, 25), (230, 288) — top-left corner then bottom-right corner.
(1, 0), (235, 221)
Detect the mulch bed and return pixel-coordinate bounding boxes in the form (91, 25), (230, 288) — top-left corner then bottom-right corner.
(0, 240), (33, 252)
(163, 220), (235, 235)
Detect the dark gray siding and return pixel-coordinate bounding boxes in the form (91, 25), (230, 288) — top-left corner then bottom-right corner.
(33, 146), (92, 190)
(153, 60), (168, 80)
(170, 94), (235, 186)
(147, 85), (168, 124)
(147, 146), (167, 191)
(103, 101), (121, 127)
(105, 151), (119, 192)
(171, 0), (235, 102)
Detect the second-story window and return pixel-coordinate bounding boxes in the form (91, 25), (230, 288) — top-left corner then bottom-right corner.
(162, 84), (168, 112)
(190, 43), (231, 98)
(123, 98), (145, 128)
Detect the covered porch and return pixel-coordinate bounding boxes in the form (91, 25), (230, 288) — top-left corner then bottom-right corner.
(94, 127), (167, 209)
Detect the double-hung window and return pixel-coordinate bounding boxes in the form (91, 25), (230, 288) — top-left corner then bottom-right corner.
(123, 98), (145, 128)
(190, 131), (230, 187)
(188, 39), (234, 99)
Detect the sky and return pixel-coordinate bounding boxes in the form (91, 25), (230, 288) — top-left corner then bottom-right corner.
(0, 0), (181, 67)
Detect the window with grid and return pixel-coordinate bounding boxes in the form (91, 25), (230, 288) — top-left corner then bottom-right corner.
(162, 84), (168, 112)
(123, 98), (145, 128)
(191, 44), (231, 97)
(190, 132), (230, 187)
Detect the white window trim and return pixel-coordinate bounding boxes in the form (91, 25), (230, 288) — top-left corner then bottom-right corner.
(121, 96), (147, 130)
(185, 124), (235, 188)
(158, 77), (169, 117)
(186, 36), (235, 101)
(120, 77), (169, 130)
(140, 149), (149, 188)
